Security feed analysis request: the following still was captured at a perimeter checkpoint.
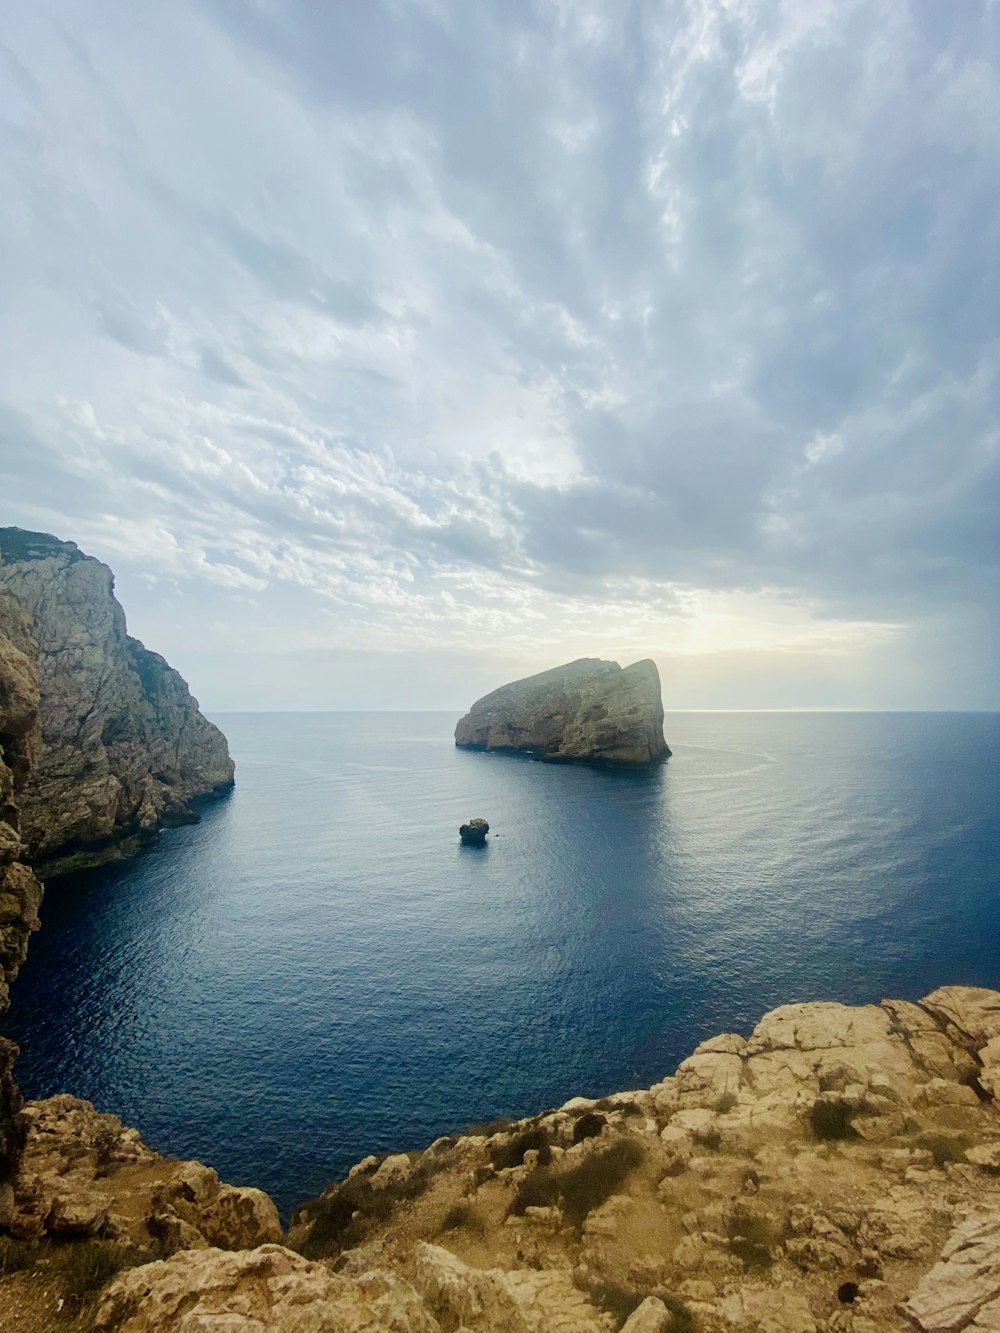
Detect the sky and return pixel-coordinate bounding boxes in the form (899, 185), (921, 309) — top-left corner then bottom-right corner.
(1, 0), (998, 711)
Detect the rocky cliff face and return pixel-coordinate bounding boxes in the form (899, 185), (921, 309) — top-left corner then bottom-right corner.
(455, 658), (670, 767)
(0, 528), (234, 877)
(0, 587), (43, 1184)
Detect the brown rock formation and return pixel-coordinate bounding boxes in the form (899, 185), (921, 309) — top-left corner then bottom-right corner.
(12, 985), (1000, 1331)
(460, 818), (490, 845)
(275, 986), (1000, 1333)
(0, 586), (43, 1186)
(3, 1095), (280, 1251)
(0, 528), (234, 877)
(455, 658), (669, 767)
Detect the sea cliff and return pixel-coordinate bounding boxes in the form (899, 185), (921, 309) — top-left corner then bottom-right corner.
(0, 528), (234, 877)
(0, 586), (44, 1184)
(455, 657), (670, 767)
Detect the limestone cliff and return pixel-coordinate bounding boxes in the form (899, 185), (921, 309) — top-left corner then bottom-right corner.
(60, 985), (1000, 1332)
(0, 587), (43, 1189)
(0, 528), (234, 877)
(3, 1095), (281, 1250)
(275, 985), (1000, 1333)
(455, 657), (670, 766)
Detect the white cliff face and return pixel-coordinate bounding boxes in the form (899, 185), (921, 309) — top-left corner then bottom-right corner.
(0, 528), (234, 877)
(455, 658), (670, 766)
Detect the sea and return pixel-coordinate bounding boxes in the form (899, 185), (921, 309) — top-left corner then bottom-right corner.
(6, 711), (1000, 1216)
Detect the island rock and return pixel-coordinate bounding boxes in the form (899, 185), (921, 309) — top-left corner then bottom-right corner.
(459, 818), (490, 845)
(0, 528), (235, 877)
(455, 657), (669, 766)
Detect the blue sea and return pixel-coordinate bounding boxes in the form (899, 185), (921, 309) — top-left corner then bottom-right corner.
(6, 712), (1000, 1215)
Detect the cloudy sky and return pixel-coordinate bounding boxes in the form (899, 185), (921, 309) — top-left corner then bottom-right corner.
(1, 1), (997, 710)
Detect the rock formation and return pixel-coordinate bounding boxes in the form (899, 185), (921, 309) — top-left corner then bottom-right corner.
(0, 586), (43, 1184)
(3, 1095), (280, 1251)
(455, 658), (670, 767)
(73, 985), (1000, 1332)
(0, 527), (235, 877)
(460, 818), (490, 845)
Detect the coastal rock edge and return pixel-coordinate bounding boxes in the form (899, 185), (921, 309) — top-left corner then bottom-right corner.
(0, 527), (235, 876)
(84, 984), (1000, 1332)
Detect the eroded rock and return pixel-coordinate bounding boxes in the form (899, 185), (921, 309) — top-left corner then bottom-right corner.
(455, 657), (669, 766)
(3, 1096), (281, 1251)
(94, 1244), (441, 1333)
(460, 817), (490, 845)
(288, 987), (1000, 1333)
(907, 1211), (1000, 1332)
(0, 527), (235, 876)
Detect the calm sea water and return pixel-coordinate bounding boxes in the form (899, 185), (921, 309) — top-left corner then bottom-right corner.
(7, 712), (1000, 1214)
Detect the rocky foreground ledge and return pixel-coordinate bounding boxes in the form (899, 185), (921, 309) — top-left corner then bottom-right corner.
(5, 986), (1000, 1332)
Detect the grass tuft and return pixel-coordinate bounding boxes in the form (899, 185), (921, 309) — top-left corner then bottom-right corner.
(0, 1237), (37, 1277)
(726, 1207), (780, 1270)
(293, 1155), (437, 1259)
(572, 1112), (607, 1143)
(510, 1138), (644, 1227)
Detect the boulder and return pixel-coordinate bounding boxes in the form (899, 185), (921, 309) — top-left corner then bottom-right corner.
(460, 818), (490, 845)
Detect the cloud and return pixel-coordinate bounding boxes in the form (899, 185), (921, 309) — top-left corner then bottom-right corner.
(97, 298), (170, 356)
(198, 345), (248, 388)
(0, 0), (996, 707)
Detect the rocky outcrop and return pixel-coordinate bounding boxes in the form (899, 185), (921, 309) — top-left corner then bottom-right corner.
(273, 985), (1000, 1333)
(455, 657), (669, 767)
(907, 1210), (1000, 1333)
(460, 817), (490, 845)
(0, 527), (234, 877)
(3, 1095), (280, 1252)
(94, 1244), (443, 1333)
(0, 586), (43, 1185)
(19, 984), (1000, 1329)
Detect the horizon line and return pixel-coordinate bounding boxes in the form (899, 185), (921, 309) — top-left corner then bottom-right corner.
(203, 707), (1000, 715)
